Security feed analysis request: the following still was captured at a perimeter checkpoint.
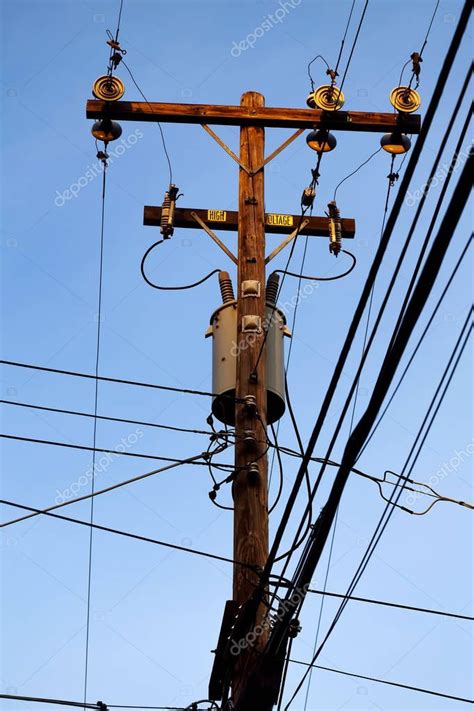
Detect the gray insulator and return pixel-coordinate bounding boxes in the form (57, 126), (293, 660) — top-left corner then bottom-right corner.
(266, 272), (280, 307)
(219, 271), (235, 303)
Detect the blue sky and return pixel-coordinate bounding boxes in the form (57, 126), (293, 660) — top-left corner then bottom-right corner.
(1, 1), (472, 709)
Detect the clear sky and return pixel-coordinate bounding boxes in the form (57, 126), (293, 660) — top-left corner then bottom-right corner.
(1, 1), (472, 710)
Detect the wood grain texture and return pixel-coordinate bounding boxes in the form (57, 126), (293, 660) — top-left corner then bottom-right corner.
(143, 206), (356, 238)
(232, 92), (269, 704)
(87, 99), (421, 133)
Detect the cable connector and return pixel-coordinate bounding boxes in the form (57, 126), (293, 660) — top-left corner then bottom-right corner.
(410, 51), (423, 83)
(327, 200), (342, 256)
(243, 394), (257, 416)
(288, 617), (302, 639)
(96, 150), (109, 167)
(301, 185), (316, 208)
(160, 184), (180, 238)
(387, 170), (400, 187)
(248, 462), (260, 486)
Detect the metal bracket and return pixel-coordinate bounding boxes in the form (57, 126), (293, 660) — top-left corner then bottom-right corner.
(265, 218), (310, 264)
(202, 125), (304, 176)
(190, 211), (238, 264)
(252, 128), (305, 174)
(202, 124), (252, 174)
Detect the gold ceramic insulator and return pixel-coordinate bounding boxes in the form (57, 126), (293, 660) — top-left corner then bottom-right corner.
(308, 85), (345, 111)
(92, 75), (125, 102)
(389, 86), (421, 113)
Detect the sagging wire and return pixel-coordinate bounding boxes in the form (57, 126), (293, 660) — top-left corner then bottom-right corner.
(398, 0), (441, 90)
(268, 444), (474, 516)
(206, 415), (272, 511)
(333, 147), (382, 202)
(140, 240), (221, 291)
(307, 55), (331, 91)
(272, 249), (356, 281)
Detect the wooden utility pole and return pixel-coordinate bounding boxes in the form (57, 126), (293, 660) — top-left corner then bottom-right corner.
(86, 90), (419, 708)
(232, 91), (268, 701)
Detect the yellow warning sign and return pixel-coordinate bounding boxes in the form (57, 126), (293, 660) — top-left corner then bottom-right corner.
(266, 213), (294, 227)
(208, 210), (227, 221)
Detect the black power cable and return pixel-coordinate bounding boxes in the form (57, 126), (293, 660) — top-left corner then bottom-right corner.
(0, 448), (232, 529)
(0, 433), (232, 466)
(282, 78), (472, 593)
(273, 249), (356, 281)
(261, 3), (471, 593)
(359, 232), (472, 458)
(0, 359), (242, 401)
(121, 60), (173, 185)
(140, 239), (220, 290)
(0, 500), (256, 571)
(283, 166), (472, 707)
(0, 399), (214, 437)
(289, 660), (473, 705)
(306, 588), (474, 621)
(287, 319), (472, 705)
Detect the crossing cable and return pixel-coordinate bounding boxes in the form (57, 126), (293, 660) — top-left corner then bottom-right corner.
(0, 399), (215, 437)
(267, 445), (473, 514)
(267, 145), (472, 705)
(385, 93), (472, 349)
(0, 447), (232, 529)
(0, 499), (256, 571)
(359, 232), (472, 458)
(254, 0), (370, 378)
(261, 9), (471, 600)
(0, 433), (236, 467)
(0, 359), (244, 402)
(305, 82), (472, 531)
(305, 588), (474, 621)
(285, 320), (473, 708)
(289, 660), (473, 705)
(268, 136), (393, 613)
(282, 169), (472, 707)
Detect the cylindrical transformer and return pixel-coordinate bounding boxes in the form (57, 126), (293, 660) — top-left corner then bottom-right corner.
(205, 300), (290, 425)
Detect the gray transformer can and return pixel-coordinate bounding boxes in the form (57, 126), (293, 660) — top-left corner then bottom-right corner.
(205, 300), (290, 425)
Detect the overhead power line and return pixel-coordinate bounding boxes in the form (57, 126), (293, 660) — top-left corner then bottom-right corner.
(306, 588), (473, 621)
(0, 694), (101, 710)
(0, 400), (214, 436)
(0, 359), (240, 401)
(0, 499), (255, 570)
(285, 290), (473, 707)
(289, 660), (473, 705)
(0, 446), (231, 529)
(264, 10), (472, 597)
(0, 432), (230, 466)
